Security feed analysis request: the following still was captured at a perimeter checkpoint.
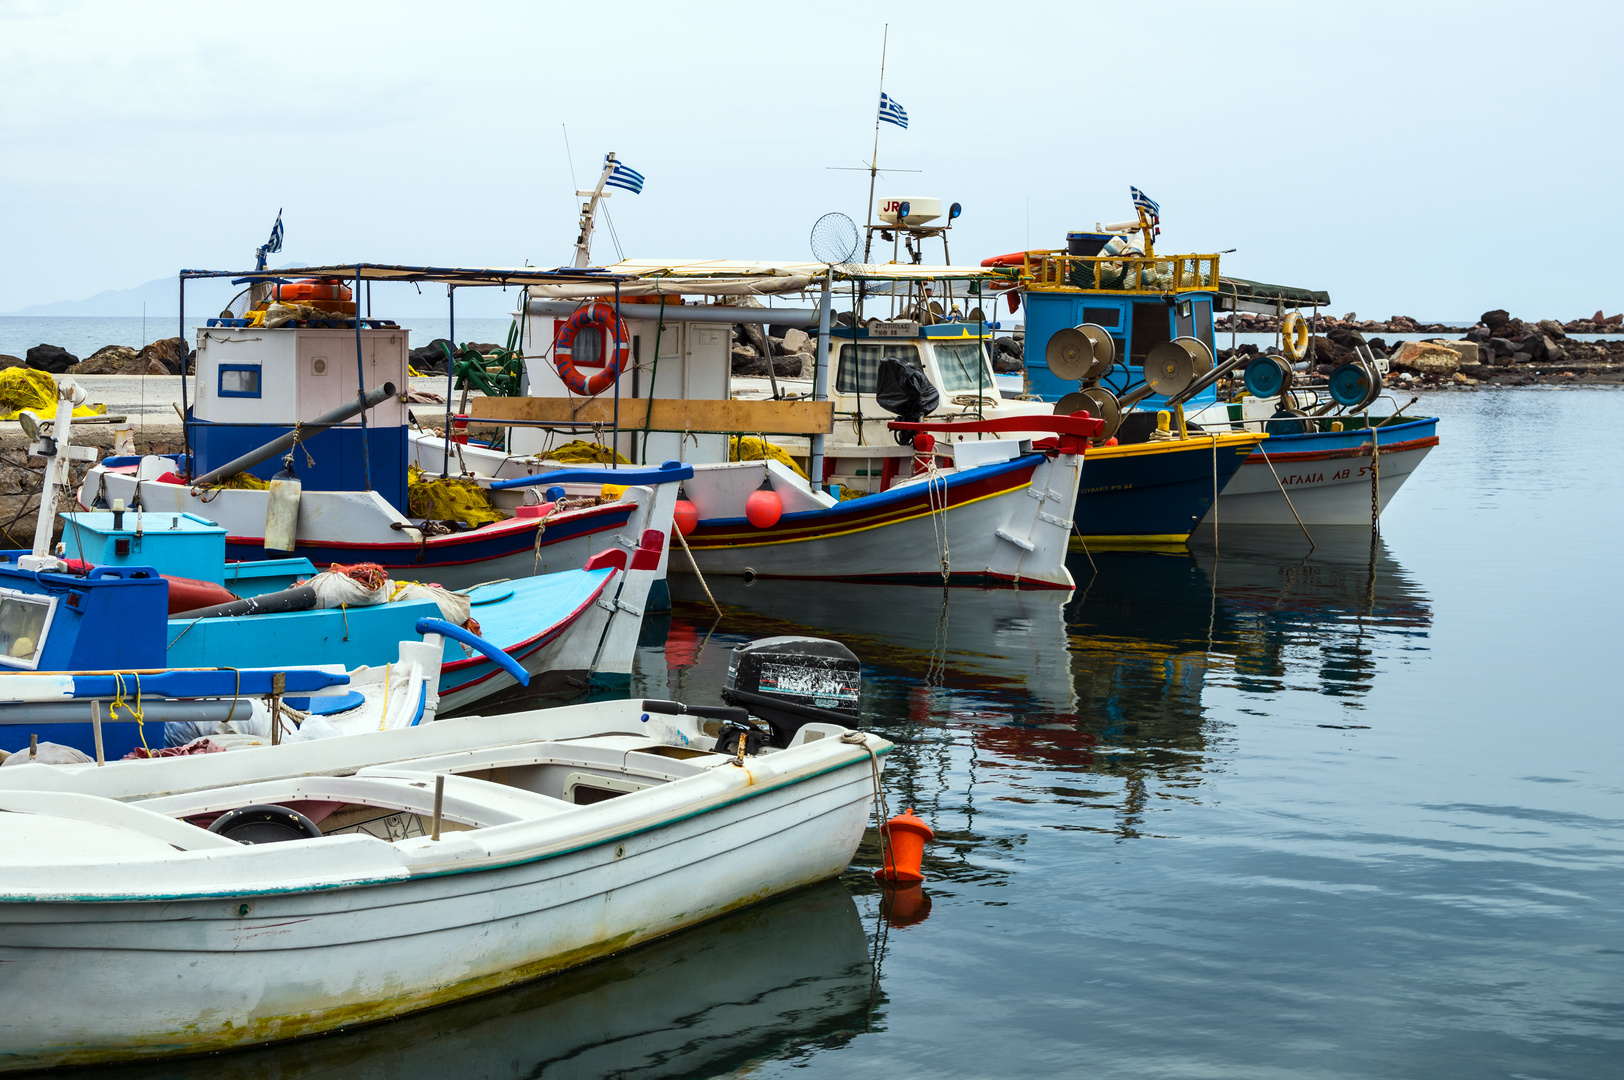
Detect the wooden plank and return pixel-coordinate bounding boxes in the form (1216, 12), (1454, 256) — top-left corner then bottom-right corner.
(469, 396), (834, 435)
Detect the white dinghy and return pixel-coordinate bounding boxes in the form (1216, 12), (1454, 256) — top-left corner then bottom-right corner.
(0, 695), (889, 1071)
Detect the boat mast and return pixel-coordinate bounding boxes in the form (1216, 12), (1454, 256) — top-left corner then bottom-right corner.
(861, 25), (889, 264)
(573, 155), (618, 268)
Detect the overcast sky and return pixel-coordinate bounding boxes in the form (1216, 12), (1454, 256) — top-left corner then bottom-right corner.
(2, 0), (1619, 320)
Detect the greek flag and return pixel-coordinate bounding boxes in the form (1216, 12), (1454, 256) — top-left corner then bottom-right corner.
(878, 92), (908, 129)
(264, 209), (284, 254)
(604, 157), (645, 194)
(1130, 186), (1160, 221)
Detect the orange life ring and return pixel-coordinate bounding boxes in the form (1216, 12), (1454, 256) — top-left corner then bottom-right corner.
(555, 301), (631, 396)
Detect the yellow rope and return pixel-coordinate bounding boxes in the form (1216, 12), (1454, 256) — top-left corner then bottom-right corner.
(111, 673), (149, 753)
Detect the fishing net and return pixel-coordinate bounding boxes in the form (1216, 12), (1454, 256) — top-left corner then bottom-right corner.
(0, 368), (107, 421)
(407, 465), (506, 528)
(210, 472), (268, 490)
(548, 440), (629, 465)
(729, 435), (807, 479)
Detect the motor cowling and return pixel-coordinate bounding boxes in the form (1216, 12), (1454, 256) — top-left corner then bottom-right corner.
(722, 636), (861, 747)
(874, 356), (940, 446)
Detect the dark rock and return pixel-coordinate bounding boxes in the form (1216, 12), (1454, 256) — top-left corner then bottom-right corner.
(0, 354), (21, 370)
(26, 344), (78, 373)
(1521, 333), (1563, 364)
(991, 354), (1023, 374)
(1367, 344), (1389, 359)
(992, 337), (1024, 360)
(1512, 352), (1532, 364)
(1366, 337), (1389, 353)
(68, 345), (168, 376)
(1464, 326), (1489, 343)
(733, 353), (805, 378)
(1481, 309), (1512, 331)
(1536, 319), (1566, 341)
(1488, 337), (1517, 357)
(1325, 327), (1367, 351)
(1308, 335), (1356, 367)
(410, 339), (454, 373)
(137, 337), (192, 375)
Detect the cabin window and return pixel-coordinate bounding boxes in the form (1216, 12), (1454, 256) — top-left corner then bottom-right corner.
(1081, 306), (1120, 329)
(1129, 302), (1172, 367)
(836, 343), (920, 395)
(1193, 299), (1214, 353)
(934, 341), (993, 395)
(218, 364), (261, 398)
(0, 590), (55, 669)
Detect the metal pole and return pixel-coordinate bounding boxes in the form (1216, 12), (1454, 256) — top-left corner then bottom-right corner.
(178, 276), (190, 478)
(810, 272), (833, 490)
(355, 266), (371, 491)
(442, 286), (455, 477)
(612, 280), (621, 468)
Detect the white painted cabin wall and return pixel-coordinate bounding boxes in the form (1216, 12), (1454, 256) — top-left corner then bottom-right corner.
(194, 328), (409, 427)
(515, 313), (730, 467)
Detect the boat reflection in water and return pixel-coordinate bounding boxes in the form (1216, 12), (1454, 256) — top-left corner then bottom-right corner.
(657, 529), (1429, 842)
(78, 882), (873, 1080)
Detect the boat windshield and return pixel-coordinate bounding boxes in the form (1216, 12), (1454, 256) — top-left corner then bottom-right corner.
(934, 341), (993, 395)
(836, 343), (921, 395)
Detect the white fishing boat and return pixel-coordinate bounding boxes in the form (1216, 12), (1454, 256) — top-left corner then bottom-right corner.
(75, 265), (687, 592)
(0, 687), (890, 1071)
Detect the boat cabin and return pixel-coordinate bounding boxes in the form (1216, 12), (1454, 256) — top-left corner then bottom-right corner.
(1019, 247), (1224, 406)
(191, 325), (411, 512)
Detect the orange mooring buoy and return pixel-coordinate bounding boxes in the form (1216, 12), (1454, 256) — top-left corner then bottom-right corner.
(874, 807), (934, 883)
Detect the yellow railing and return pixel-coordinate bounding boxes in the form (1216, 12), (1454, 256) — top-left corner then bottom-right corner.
(1017, 251), (1222, 294)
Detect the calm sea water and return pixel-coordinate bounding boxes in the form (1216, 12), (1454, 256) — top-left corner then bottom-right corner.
(0, 316), (516, 360)
(53, 388), (1622, 1080)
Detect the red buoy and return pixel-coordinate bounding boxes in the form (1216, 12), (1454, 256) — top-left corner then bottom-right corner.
(744, 480), (782, 529)
(874, 807), (934, 883)
(673, 499), (699, 536)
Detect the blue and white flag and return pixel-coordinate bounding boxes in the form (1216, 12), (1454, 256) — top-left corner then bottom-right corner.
(878, 92), (908, 129)
(1130, 186), (1160, 221)
(264, 209), (284, 254)
(604, 156), (645, 194)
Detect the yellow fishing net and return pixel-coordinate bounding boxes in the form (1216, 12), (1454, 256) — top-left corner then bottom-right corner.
(407, 465), (506, 527)
(0, 368), (107, 421)
(729, 435), (807, 480)
(212, 473), (268, 490)
(547, 440), (629, 465)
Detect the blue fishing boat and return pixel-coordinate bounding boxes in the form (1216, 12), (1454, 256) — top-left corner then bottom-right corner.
(995, 193), (1438, 528)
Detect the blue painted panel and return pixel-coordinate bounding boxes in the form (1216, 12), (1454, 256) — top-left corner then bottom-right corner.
(1077, 441), (1254, 537)
(166, 599), (441, 672)
(191, 421), (409, 513)
(1024, 289), (1220, 410)
(61, 512), (227, 584)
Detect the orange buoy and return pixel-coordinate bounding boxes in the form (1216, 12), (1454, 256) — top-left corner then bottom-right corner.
(744, 478), (782, 529)
(874, 807), (934, 883)
(673, 499), (699, 535)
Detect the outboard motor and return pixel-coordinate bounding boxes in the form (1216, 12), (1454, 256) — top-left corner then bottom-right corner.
(874, 356), (939, 446)
(723, 635), (861, 747)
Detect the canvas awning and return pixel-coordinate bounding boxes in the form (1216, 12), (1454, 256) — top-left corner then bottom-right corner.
(1216, 276), (1331, 311)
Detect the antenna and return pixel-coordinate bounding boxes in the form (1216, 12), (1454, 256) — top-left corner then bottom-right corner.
(863, 25), (890, 262)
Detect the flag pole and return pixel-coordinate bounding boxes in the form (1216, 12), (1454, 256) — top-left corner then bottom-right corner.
(862, 24), (889, 263)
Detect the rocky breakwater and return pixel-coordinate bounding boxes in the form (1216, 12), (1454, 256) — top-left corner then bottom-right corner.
(1216, 310), (1623, 388)
(0, 426), (184, 547)
(0, 339), (195, 376)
